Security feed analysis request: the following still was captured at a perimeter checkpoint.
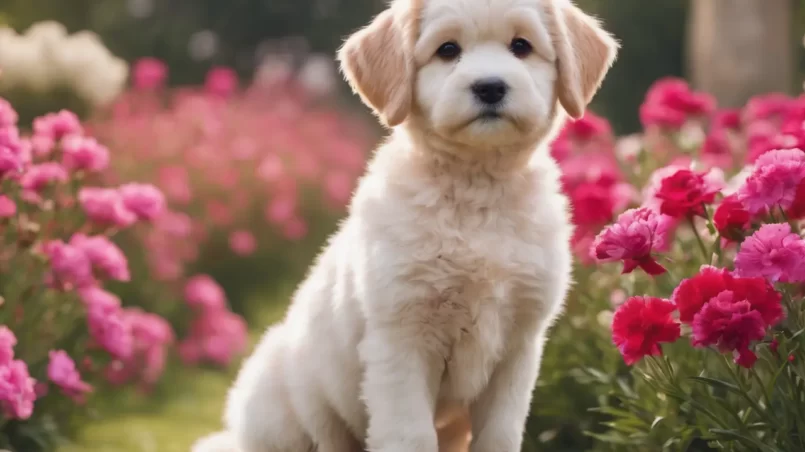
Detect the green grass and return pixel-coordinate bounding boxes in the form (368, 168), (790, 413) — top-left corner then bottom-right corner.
(59, 296), (290, 452)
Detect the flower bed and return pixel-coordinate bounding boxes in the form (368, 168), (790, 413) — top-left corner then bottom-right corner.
(527, 78), (805, 450)
(0, 56), (374, 450)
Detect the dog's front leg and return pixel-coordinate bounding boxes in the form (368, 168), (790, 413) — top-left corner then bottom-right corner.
(360, 327), (445, 452)
(469, 337), (544, 452)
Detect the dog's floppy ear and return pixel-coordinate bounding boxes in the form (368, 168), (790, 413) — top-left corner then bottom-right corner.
(549, 1), (618, 119)
(338, 8), (414, 127)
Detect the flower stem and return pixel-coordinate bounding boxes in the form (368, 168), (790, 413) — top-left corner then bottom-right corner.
(688, 216), (710, 261)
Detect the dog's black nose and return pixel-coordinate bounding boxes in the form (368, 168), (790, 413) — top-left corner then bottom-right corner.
(471, 78), (508, 105)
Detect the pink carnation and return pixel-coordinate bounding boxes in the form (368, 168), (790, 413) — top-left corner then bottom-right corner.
(179, 309), (248, 367)
(71, 234), (131, 282)
(738, 148), (805, 214)
(126, 309), (174, 347)
(61, 135), (110, 172)
(119, 183), (166, 221)
(33, 110), (83, 140)
(0, 327), (17, 365)
(640, 78), (716, 129)
(744, 93), (794, 122)
(104, 309), (174, 387)
(692, 291), (768, 368)
(0, 360), (36, 419)
(282, 217), (308, 241)
(132, 58), (168, 90)
(184, 275), (227, 311)
(0, 98), (17, 127)
(205, 67), (238, 97)
(735, 223), (805, 283)
(265, 195), (297, 224)
(154, 210), (193, 237)
(653, 168), (720, 218)
(592, 207), (671, 275)
(78, 286), (122, 308)
(30, 134), (55, 157)
(229, 230), (257, 256)
(42, 240), (94, 290)
(712, 109), (741, 130)
(0, 195), (16, 218)
(78, 187), (137, 228)
(19, 162), (68, 192)
(157, 165), (192, 204)
(86, 299), (134, 359)
(47, 350), (92, 402)
(0, 144), (24, 179)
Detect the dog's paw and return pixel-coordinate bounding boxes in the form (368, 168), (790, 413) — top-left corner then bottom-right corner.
(367, 432), (439, 452)
(191, 431), (240, 452)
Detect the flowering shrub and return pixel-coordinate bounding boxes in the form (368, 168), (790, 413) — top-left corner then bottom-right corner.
(87, 58), (374, 317)
(0, 77), (255, 449)
(530, 78), (805, 450)
(0, 98), (182, 449)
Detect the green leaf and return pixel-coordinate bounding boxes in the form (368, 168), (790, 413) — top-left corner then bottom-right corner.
(688, 376), (741, 394)
(790, 327), (805, 340)
(709, 428), (783, 452)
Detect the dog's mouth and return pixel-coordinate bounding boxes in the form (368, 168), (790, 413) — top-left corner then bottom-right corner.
(476, 109), (503, 121)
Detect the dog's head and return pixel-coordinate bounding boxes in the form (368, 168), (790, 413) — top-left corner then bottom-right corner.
(338, 0), (618, 149)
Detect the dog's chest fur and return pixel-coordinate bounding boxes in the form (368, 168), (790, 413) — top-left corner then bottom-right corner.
(409, 196), (555, 402)
(357, 148), (570, 404)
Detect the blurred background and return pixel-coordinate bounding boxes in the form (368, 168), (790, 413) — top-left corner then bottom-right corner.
(1, 0), (805, 451)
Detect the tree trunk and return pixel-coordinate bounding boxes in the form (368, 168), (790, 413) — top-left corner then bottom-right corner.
(687, 0), (794, 108)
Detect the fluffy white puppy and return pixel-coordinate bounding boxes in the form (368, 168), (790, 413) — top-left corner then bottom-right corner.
(194, 0), (617, 451)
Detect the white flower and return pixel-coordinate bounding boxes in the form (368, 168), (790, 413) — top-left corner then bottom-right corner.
(0, 21), (128, 107)
(298, 54), (337, 97)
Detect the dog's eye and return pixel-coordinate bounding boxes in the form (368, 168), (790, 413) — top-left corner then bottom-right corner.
(510, 38), (533, 58)
(436, 41), (461, 60)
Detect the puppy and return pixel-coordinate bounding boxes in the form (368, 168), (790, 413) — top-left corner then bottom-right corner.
(194, 0), (617, 451)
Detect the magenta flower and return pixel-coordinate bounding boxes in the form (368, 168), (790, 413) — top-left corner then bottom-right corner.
(0, 145), (23, 179)
(47, 350), (92, 402)
(102, 308), (174, 387)
(61, 135), (110, 173)
(592, 207), (671, 275)
(154, 210), (193, 237)
(119, 183), (166, 221)
(184, 275), (227, 311)
(30, 134), (55, 157)
(692, 291), (768, 368)
(70, 234), (131, 282)
(78, 286), (122, 308)
(33, 110), (83, 140)
(41, 240), (94, 290)
(0, 98), (18, 127)
(738, 148), (805, 214)
(639, 77), (715, 129)
(0, 360), (37, 419)
(735, 223), (805, 283)
(86, 299), (134, 359)
(179, 309), (248, 367)
(0, 195), (16, 218)
(19, 162), (68, 192)
(0, 327), (17, 365)
(132, 57), (168, 90)
(78, 187), (137, 228)
(228, 230), (257, 256)
(282, 217), (308, 241)
(205, 67), (238, 97)
(125, 309), (174, 346)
